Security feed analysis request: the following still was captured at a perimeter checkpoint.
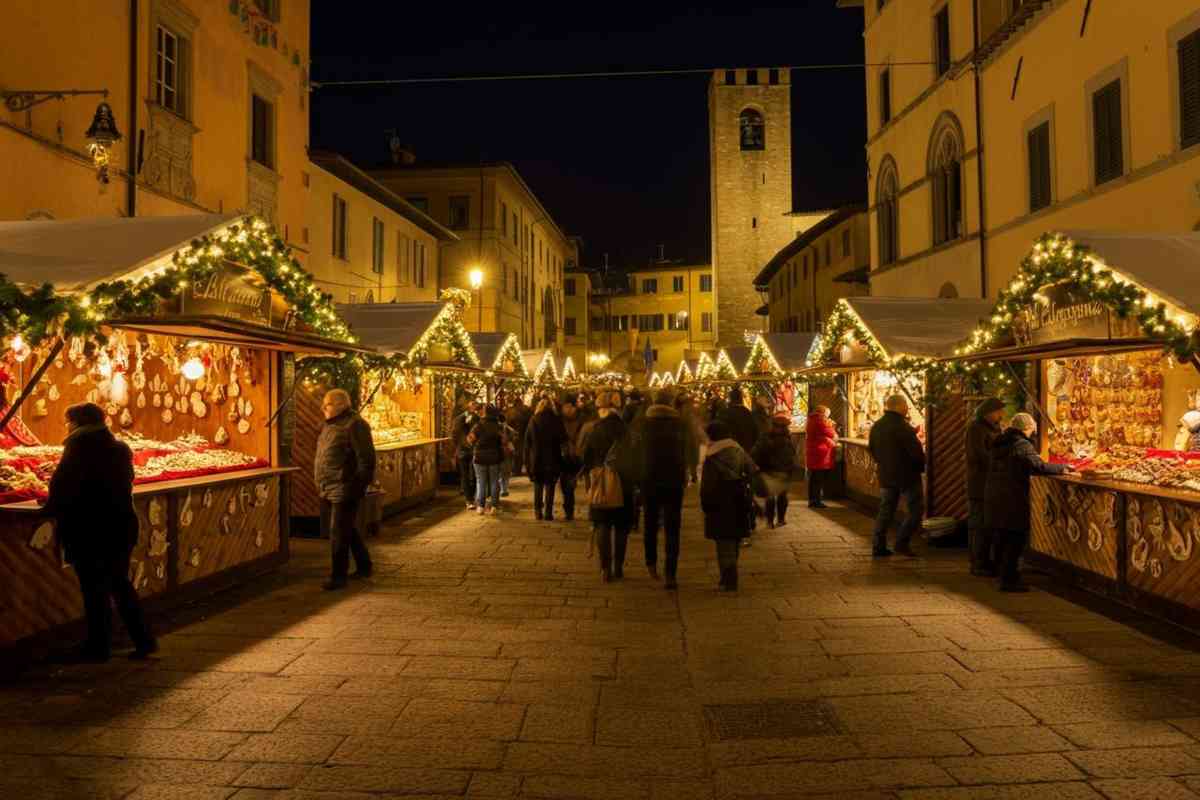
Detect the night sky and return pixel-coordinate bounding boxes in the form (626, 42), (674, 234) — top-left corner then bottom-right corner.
(310, 3), (867, 269)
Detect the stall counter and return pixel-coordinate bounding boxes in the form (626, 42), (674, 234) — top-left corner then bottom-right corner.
(841, 438), (881, 509)
(373, 437), (446, 515)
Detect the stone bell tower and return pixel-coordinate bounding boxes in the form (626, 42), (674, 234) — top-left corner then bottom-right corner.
(709, 67), (794, 347)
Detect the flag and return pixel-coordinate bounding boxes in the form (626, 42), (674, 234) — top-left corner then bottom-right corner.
(642, 337), (653, 372)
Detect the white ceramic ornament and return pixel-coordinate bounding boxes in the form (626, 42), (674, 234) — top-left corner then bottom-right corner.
(161, 408), (174, 424)
(119, 407), (133, 428)
(137, 392), (146, 409)
(237, 418), (251, 435)
(214, 426), (230, 445)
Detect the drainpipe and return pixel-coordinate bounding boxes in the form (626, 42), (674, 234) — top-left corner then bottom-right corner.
(128, 0), (138, 217)
(971, 0), (987, 297)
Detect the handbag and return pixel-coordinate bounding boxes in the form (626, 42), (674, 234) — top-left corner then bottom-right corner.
(587, 441), (625, 510)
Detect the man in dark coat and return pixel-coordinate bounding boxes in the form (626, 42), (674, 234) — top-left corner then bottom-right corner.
(966, 397), (1006, 576)
(452, 398), (480, 508)
(720, 388), (759, 452)
(985, 413), (1069, 591)
(505, 397), (532, 475)
(559, 395), (584, 521)
(524, 398), (567, 520)
(637, 390), (688, 589)
(581, 392), (636, 581)
(867, 394), (926, 558)
(315, 388), (377, 590)
(702, 421), (757, 592)
(42, 402), (156, 662)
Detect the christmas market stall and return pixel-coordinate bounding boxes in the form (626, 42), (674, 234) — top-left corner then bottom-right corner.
(741, 332), (819, 426)
(0, 214), (366, 649)
(291, 300), (481, 526)
(523, 348), (558, 390)
(469, 331), (530, 404)
(805, 296), (993, 517)
(953, 232), (1200, 627)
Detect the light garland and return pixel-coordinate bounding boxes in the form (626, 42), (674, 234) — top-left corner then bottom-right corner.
(559, 355), (578, 383)
(490, 333), (529, 376)
(694, 352), (716, 381)
(676, 359), (694, 383)
(532, 350), (558, 385)
(744, 334), (783, 377)
(713, 349), (739, 381)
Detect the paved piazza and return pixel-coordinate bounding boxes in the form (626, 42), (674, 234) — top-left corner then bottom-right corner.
(3, 479), (1200, 799)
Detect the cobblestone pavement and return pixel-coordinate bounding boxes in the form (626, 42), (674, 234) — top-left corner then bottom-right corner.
(4, 479), (1200, 799)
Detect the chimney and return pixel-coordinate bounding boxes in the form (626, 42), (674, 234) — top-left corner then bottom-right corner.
(657, 244), (665, 262)
(386, 130), (416, 165)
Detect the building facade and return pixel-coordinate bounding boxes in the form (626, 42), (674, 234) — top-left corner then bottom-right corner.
(758, 205), (871, 333)
(562, 265), (592, 369)
(846, 0), (1007, 299)
(1, 0), (310, 259)
(709, 67), (798, 346)
(370, 161), (574, 349)
(585, 262), (715, 375)
(307, 152), (456, 305)
(977, 0), (1200, 290)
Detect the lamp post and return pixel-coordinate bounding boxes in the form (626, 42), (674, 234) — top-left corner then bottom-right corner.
(469, 268), (484, 331)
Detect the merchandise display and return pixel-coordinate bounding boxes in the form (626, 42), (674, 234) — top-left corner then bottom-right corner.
(847, 369), (924, 441)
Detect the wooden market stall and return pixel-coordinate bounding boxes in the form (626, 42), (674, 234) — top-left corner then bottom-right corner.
(522, 348), (558, 390)
(469, 331), (530, 404)
(0, 214), (365, 649)
(742, 332), (819, 425)
(953, 232), (1200, 628)
(805, 297), (993, 517)
(291, 301), (481, 525)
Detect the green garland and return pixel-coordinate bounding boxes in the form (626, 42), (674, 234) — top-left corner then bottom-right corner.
(1, 216), (353, 347)
(960, 232), (1200, 361)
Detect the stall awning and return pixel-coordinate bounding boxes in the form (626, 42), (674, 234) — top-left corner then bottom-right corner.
(469, 332), (527, 376)
(0, 214), (237, 290)
(522, 348), (556, 382)
(750, 332), (819, 374)
(336, 302), (446, 358)
(844, 297), (995, 360)
(1058, 230), (1200, 316)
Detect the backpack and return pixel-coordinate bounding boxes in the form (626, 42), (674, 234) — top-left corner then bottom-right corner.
(587, 439), (626, 510)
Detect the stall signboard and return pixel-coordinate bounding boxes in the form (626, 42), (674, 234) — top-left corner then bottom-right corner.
(1014, 281), (1143, 347)
(179, 262), (298, 331)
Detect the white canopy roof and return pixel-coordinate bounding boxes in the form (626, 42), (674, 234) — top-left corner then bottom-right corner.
(0, 214), (237, 290)
(1060, 230), (1200, 316)
(844, 297), (995, 360)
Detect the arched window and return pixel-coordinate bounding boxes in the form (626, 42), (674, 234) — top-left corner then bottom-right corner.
(739, 109), (765, 150)
(876, 157), (899, 267)
(929, 115), (964, 245)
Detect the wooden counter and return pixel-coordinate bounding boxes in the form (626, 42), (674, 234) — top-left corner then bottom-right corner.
(373, 438), (444, 515)
(1029, 473), (1200, 629)
(842, 439), (882, 509)
(0, 468), (291, 649)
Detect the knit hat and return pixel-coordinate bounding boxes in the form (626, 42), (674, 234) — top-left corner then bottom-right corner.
(976, 397), (1005, 418)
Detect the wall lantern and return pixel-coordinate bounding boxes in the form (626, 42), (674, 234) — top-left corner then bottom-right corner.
(0, 89), (117, 183)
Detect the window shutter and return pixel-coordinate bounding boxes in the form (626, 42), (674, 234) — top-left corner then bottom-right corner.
(1028, 122), (1051, 212)
(1180, 31), (1200, 149)
(1093, 80), (1123, 185)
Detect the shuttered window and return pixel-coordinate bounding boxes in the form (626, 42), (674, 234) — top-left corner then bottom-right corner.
(879, 68), (892, 126)
(1028, 122), (1052, 212)
(934, 7), (951, 78)
(1092, 79), (1124, 185)
(1180, 30), (1200, 149)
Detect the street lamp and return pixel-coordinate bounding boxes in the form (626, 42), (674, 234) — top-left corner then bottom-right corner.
(469, 268), (484, 330)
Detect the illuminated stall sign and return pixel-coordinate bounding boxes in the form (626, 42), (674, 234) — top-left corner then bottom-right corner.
(179, 262), (298, 330)
(1014, 281), (1142, 347)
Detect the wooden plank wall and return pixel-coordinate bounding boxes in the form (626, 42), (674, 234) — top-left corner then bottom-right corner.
(1125, 493), (1200, 612)
(289, 381), (326, 519)
(1030, 477), (1121, 580)
(928, 391), (969, 520)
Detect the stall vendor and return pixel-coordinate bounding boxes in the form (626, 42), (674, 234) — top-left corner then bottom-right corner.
(1177, 410), (1200, 453)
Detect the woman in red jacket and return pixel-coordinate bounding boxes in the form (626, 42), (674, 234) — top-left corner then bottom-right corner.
(805, 405), (838, 509)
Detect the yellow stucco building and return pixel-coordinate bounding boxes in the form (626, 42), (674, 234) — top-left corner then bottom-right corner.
(306, 152), (456, 305)
(370, 159), (575, 350)
(758, 205), (871, 333)
(977, 0), (1200, 289)
(1, 0), (310, 260)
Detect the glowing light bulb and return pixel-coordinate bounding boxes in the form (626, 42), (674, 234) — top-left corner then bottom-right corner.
(182, 357), (205, 381)
(10, 333), (30, 363)
(110, 372), (129, 405)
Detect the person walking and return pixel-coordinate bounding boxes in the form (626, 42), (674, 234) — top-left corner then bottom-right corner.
(469, 404), (508, 515)
(966, 397), (1006, 576)
(720, 388), (759, 452)
(499, 416), (518, 497)
(805, 405), (838, 509)
(315, 388), (376, 590)
(701, 420), (757, 592)
(560, 395), (584, 521)
(638, 390), (688, 589)
(751, 393), (772, 441)
(677, 393), (703, 484)
(41, 402), (156, 662)
(985, 413), (1070, 592)
(867, 394), (925, 558)
(453, 398), (480, 508)
(582, 392), (636, 581)
(506, 396), (532, 476)
(753, 412), (797, 527)
(524, 397), (566, 520)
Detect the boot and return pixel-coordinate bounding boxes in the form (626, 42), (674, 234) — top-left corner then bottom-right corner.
(725, 565), (738, 592)
(717, 566), (731, 591)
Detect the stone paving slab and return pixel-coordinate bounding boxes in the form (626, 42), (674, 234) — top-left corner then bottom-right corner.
(6, 479), (1200, 799)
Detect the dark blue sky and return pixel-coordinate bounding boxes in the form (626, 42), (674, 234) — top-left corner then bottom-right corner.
(310, 2), (867, 268)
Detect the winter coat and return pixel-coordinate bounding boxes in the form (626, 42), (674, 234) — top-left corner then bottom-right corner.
(524, 407), (567, 481)
(452, 411), (480, 457)
(721, 404), (759, 452)
(753, 427), (797, 476)
(581, 413), (635, 525)
(468, 415), (507, 467)
(314, 410), (377, 503)
(679, 405), (703, 474)
(752, 405), (771, 439)
(42, 425), (138, 565)
(868, 410), (926, 490)
(984, 427), (1068, 532)
(561, 413), (584, 474)
(965, 415), (1003, 500)
(701, 439), (757, 540)
(805, 412), (838, 471)
(638, 404), (688, 489)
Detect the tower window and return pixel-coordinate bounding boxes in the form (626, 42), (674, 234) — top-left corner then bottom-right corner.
(768, 68), (779, 85)
(752, 217), (757, 229)
(725, 69), (736, 85)
(746, 69), (759, 86)
(934, 7), (951, 78)
(739, 109), (765, 150)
